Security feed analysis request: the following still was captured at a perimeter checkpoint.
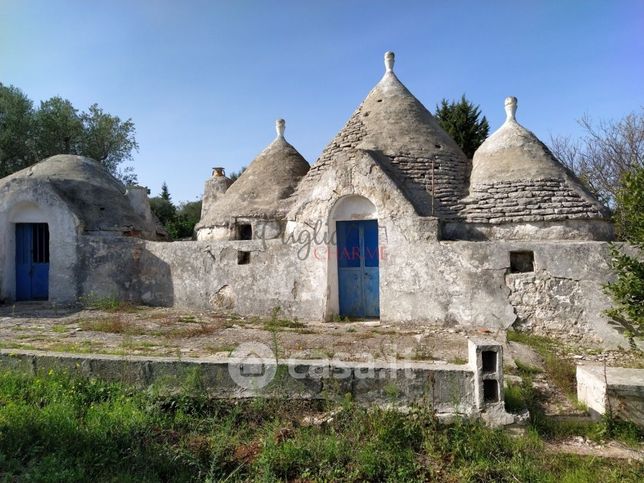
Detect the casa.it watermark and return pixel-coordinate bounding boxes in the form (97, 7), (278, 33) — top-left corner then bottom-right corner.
(229, 341), (417, 390)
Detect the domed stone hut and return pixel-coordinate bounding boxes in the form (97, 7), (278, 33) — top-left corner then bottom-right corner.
(447, 97), (612, 241)
(196, 119), (310, 241)
(0, 154), (163, 302)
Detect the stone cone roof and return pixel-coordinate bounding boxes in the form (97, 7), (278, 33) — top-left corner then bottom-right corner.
(198, 122), (310, 225)
(293, 52), (470, 217)
(460, 97), (609, 224)
(0, 154), (160, 234)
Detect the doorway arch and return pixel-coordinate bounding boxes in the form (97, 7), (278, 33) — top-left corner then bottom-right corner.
(327, 195), (380, 319)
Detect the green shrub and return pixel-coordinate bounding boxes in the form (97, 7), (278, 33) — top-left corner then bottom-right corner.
(1, 371), (642, 482)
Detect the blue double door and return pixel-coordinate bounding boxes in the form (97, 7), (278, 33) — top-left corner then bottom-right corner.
(15, 223), (50, 301)
(337, 220), (380, 318)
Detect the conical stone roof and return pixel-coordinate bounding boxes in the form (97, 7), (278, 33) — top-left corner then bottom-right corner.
(460, 97), (609, 224)
(198, 119), (310, 226)
(294, 51), (470, 217)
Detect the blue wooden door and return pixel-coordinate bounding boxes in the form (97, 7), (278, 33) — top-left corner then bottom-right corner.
(337, 220), (380, 318)
(15, 223), (49, 301)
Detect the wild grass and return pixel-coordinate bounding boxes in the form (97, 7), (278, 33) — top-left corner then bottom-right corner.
(507, 330), (577, 398)
(165, 323), (219, 339)
(262, 307), (305, 331)
(79, 294), (139, 313)
(0, 370), (641, 482)
(79, 317), (148, 336)
(504, 332), (643, 448)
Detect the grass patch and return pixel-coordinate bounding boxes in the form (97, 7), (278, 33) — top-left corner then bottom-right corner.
(165, 323), (219, 339)
(515, 359), (543, 375)
(507, 330), (576, 398)
(503, 336), (644, 448)
(203, 344), (237, 355)
(79, 318), (148, 336)
(260, 306), (306, 332)
(47, 340), (104, 354)
(0, 370), (640, 481)
(0, 341), (38, 351)
(79, 294), (140, 313)
(263, 319), (305, 330)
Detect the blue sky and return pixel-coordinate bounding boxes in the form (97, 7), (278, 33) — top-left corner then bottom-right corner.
(1, 0), (643, 202)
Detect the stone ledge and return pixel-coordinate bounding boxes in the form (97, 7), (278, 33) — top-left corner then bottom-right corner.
(577, 364), (644, 427)
(0, 347), (512, 425)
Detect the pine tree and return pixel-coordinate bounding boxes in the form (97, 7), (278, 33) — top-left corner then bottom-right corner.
(160, 182), (172, 201)
(435, 95), (489, 158)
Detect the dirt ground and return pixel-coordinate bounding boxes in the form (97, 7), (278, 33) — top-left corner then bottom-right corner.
(0, 301), (475, 363)
(1, 301), (641, 368)
(1, 301), (642, 461)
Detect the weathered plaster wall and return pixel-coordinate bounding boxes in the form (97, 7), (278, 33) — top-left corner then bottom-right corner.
(76, 229), (626, 348)
(382, 239), (624, 346)
(0, 180), (80, 303)
(78, 236), (326, 320)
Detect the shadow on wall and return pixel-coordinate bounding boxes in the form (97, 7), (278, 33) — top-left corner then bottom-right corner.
(77, 236), (174, 307)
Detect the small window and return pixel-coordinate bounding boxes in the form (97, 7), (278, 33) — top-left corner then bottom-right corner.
(32, 223), (50, 264)
(482, 351), (497, 373)
(510, 251), (534, 273)
(483, 380), (499, 403)
(237, 251), (250, 265)
(237, 224), (252, 240)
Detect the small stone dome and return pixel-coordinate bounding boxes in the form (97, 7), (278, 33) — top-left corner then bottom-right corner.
(196, 120), (310, 232)
(458, 97), (610, 238)
(0, 154), (163, 237)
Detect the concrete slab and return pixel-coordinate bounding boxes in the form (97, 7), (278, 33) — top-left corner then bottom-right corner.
(577, 364), (644, 427)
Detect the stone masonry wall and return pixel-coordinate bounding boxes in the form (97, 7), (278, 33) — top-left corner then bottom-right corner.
(459, 177), (605, 224)
(506, 272), (589, 340)
(76, 231), (628, 348)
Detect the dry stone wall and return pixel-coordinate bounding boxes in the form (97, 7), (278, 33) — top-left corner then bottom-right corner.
(459, 177), (605, 224)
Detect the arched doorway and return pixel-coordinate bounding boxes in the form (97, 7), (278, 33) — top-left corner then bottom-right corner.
(11, 203), (50, 301)
(328, 196), (380, 318)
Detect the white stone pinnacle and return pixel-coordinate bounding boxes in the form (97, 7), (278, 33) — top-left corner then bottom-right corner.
(504, 96), (518, 123)
(276, 119), (286, 138)
(384, 51), (395, 73)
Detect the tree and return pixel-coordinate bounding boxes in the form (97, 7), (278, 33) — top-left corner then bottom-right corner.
(0, 84), (36, 177)
(604, 166), (644, 337)
(160, 182), (171, 201)
(166, 200), (202, 239)
(435, 95), (489, 158)
(149, 183), (202, 240)
(80, 104), (139, 184)
(33, 96), (84, 159)
(229, 166), (246, 183)
(549, 109), (644, 208)
(150, 183), (176, 227)
(0, 84), (139, 183)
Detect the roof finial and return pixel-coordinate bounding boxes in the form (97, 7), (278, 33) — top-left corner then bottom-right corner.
(384, 51), (395, 73)
(276, 118), (285, 138)
(504, 96), (517, 123)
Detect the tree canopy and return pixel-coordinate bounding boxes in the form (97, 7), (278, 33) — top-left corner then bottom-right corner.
(549, 109), (644, 209)
(434, 95), (489, 158)
(149, 183), (202, 240)
(0, 83), (138, 182)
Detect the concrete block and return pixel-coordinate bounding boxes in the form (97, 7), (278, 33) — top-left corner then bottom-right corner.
(577, 365), (644, 427)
